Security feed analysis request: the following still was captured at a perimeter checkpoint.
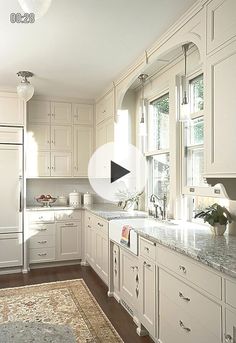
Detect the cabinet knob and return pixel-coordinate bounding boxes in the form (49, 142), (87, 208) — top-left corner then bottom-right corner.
(37, 240), (47, 244)
(225, 334), (233, 342)
(98, 222), (104, 227)
(179, 320), (191, 333)
(144, 261), (151, 268)
(38, 253), (47, 257)
(179, 265), (186, 273)
(144, 247), (150, 252)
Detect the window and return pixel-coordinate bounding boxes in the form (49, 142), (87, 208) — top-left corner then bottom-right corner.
(147, 93), (170, 201)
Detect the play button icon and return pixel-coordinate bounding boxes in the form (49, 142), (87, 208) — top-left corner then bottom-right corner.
(110, 161), (130, 183)
(88, 142), (146, 202)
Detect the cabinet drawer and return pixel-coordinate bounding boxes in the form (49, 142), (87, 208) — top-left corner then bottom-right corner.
(29, 223), (56, 236)
(140, 237), (156, 261)
(158, 246), (222, 299)
(226, 279), (236, 309)
(30, 235), (55, 249)
(159, 291), (221, 343)
(93, 216), (108, 235)
(159, 269), (221, 339)
(30, 247), (55, 263)
(28, 211), (54, 223)
(55, 210), (81, 221)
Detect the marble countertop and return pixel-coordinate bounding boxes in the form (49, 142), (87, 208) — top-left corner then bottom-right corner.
(132, 219), (236, 279)
(26, 203), (147, 220)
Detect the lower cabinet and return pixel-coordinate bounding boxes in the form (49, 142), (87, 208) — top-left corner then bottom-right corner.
(56, 221), (81, 260)
(138, 256), (156, 338)
(0, 233), (22, 268)
(84, 211), (109, 285)
(28, 210), (81, 265)
(225, 309), (236, 343)
(120, 248), (139, 311)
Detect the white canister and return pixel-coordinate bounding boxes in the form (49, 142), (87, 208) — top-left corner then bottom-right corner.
(83, 192), (93, 205)
(69, 191), (81, 208)
(57, 195), (68, 206)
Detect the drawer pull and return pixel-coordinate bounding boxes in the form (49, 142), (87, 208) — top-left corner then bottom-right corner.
(144, 261), (151, 268)
(38, 253), (47, 257)
(37, 228), (47, 231)
(37, 240), (47, 244)
(144, 247), (150, 253)
(179, 265), (186, 273)
(64, 223), (75, 227)
(179, 320), (191, 332)
(98, 222), (104, 227)
(88, 225), (91, 228)
(225, 334), (233, 342)
(38, 216), (43, 220)
(130, 266), (135, 270)
(179, 292), (190, 302)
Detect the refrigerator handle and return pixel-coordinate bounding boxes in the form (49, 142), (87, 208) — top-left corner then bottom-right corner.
(19, 176), (23, 213)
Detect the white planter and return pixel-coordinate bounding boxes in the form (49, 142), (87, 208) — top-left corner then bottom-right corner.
(210, 223), (227, 236)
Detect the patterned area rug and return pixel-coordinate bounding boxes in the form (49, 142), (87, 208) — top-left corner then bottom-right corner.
(0, 279), (123, 343)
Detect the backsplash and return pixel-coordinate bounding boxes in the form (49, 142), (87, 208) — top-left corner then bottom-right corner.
(26, 179), (107, 206)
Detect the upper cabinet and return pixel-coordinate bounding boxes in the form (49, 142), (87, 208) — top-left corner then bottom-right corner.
(51, 102), (72, 125)
(26, 99), (94, 178)
(96, 90), (114, 124)
(206, 0), (236, 54)
(96, 117), (114, 149)
(73, 104), (93, 125)
(28, 100), (50, 124)
(0, 92), (24, 126)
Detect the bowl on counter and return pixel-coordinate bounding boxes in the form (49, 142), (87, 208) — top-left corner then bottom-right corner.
(35, 195), (57, 207)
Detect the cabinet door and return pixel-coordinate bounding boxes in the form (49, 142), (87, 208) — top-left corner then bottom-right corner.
(90, 227), (96, 266)
(51, 102), (72, 124)
(225, 309), (236, 343)
(27, 124), (51, 150)
(106, 117), (114, 142)
(139, 258), (156, 338)
(120, 249), (139, 308)
(0, 233), (22, 267)
(27, 100), (51, 124)
(0, 93), (24, 126)
(73, 126), (93, 177)
(73, 104), (93, 125)
(96, 91), (113, 124)
(95, 230), (108, 284)
(51, 125), (72, 151)
(207, 0), (236, 53)
(51, 152), (72, 177)
(205, 41), (236, 176)
(56, 222), (81, 260)
(113, 244), (120, 291)
(26, 151), (51, 177)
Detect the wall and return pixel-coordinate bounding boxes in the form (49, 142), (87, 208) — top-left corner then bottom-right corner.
(26, 178), (105, 206)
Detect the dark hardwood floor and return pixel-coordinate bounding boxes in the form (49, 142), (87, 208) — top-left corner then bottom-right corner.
(0, 265), (154, 343)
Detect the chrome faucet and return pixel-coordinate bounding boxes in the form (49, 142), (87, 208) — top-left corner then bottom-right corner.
(149, 193), (168, 220)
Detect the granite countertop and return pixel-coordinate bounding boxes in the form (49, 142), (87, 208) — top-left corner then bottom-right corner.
(26, 203), (147, 220)
(132, 219), (236, 279)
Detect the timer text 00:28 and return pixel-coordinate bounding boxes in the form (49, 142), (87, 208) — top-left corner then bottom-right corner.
(10, 13), (35, 24)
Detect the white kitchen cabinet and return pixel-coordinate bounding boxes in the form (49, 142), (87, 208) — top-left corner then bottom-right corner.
(96, 90), (114, 124)
(120, 248), (139, 310)
(0, 233), (22, 268)
(28, 100), (50, 124)
(73, 126), (93, 177)
(96, 117), (114, 148)
(27, 124), (50, 150)
(113, 244), (120, 292)
(73, 104), (93, 125)
(26, 151), (51, 177)
(225, 309), (236, 343)
(0, 92), (24, 126)
(51, 125), (72, 151)
(139, 257), (156, 338)
(205, 40), (236, 177)
(95, 229), (108, 284)
(56, 221), (81, 261)
(51, 152), (72, 177)
(51, 102), (72, 124)
(206, 0), (236, 54)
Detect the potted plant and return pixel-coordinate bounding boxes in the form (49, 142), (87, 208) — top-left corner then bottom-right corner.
(194, 203), (232, 236)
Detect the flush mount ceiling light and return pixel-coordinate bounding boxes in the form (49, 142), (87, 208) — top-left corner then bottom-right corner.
(18, 0), (52, 19)
(17, 71), (34, 102)
(138, 73), (148, 124)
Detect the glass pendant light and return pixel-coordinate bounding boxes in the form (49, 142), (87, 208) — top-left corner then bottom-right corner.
(17, 71), (34, 102)
(18, 0), (52, 19)
(138, 73), (148, 124)
(180, 43), (190, 121)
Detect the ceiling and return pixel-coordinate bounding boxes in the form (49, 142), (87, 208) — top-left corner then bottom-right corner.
(0, 0), (198, 100)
